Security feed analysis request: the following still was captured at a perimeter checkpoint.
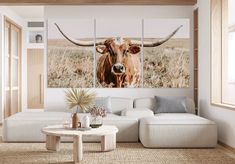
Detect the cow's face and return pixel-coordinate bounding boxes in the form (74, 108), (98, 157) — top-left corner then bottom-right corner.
(96, 38), (141, 75)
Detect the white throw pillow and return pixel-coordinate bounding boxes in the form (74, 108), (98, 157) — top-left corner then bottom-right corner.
(95, 96), (112, 113)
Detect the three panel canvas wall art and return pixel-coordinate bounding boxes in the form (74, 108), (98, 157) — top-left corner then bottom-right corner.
(47, 19), (190, 88)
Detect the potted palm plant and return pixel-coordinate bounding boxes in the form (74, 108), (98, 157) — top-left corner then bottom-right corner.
(65, 88), (96, 128)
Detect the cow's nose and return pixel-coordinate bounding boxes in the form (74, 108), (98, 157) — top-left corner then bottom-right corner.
(112, 63), (125, 74)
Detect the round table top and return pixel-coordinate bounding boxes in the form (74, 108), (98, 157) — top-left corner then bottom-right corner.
(41, 125), (118, 137)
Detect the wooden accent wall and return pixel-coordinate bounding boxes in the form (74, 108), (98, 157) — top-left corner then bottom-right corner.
(0, 0), (197, 5)
(27, 49), (44, 109)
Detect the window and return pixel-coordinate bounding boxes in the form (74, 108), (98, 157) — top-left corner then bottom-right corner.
(211, 0), (235, 108)
(227, 0), (235, 84)
(228, 27), (235, 83)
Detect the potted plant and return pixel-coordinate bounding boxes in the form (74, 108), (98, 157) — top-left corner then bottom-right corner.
(65, 88), (96, 128)
(90, 106), (107, 128)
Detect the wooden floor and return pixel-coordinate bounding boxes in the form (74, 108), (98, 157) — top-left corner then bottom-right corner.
(218, 142), (235, 159)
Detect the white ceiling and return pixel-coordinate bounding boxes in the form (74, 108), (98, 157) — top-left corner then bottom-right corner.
(8, 6), (44, 19)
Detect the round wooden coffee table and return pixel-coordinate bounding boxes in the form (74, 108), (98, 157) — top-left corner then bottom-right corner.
(41, 125), (118, 163)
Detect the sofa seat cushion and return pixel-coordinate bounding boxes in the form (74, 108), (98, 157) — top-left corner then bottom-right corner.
(3, 111), (138, 142)
(151, 113), (215, 125)
(5, 111), (71, 121)
(139, 114), (217, 148)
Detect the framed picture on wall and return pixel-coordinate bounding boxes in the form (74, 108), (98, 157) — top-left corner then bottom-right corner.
(29, 31), (44, 43)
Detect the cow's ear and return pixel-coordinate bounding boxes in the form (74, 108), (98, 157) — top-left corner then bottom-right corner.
(96, 45), (107, 54)
(128, 45), (141, 54)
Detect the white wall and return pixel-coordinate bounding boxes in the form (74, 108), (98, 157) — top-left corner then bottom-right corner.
(197, 0), (235, 148)
(0, 6), (27, 123)
(44, 6), (194, 111)
(228, 0), (235, 26)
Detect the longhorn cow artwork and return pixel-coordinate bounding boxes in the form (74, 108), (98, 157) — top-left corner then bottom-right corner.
(47, 19), (190, 88)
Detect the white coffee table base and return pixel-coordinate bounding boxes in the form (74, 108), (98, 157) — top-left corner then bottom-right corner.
(101, 134), (116, 152)
(73, 135), (83, 162)
(46, 135), (60, 151)
(42, 125), (118, 163)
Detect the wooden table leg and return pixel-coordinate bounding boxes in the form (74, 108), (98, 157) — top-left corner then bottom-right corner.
(101, 133), (116, 151)
(73, 135), (83, 163)
(46, 135), (60, 151)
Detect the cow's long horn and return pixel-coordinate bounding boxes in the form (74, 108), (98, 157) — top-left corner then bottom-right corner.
(54, 23), (105, 46)
(131, 25), (183, 47)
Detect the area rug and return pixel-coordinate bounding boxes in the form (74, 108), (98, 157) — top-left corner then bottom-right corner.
(0, 142), (235, 164)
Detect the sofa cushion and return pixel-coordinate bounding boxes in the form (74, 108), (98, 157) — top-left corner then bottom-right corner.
(95, 97), (112, 113)
(154, 96), (186, 114)
(4, 111), (71, 121)
(121, 108), (154, 119)
(44, 97), (133, 115)
(110, 97), (133, 115)
(183, 98), (196, 114)
(134, 97), (156, 110)
(3, 111), (139, 142)
(139, 113), (217, 148)
(144, 113), (216, 125)
(134, 97), (195, 114)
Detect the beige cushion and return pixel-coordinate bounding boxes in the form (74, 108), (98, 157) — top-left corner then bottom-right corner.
(110, 97), (133, 115)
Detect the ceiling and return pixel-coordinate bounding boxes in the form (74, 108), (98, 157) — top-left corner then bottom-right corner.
(7, 6), (44, 19)
(1, 0), (197, 5)
(4, 0), (197, 19)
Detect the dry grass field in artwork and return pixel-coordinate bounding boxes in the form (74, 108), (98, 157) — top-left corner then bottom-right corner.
(48, 39), (94, 88)
(48, 38), (189, 88)
(144, 38), (190, 88)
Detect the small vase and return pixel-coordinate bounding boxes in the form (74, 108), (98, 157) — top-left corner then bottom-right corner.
(72, 113), (79, 129)
(90, 116), (103, 128)
(82, 115), (90, 128)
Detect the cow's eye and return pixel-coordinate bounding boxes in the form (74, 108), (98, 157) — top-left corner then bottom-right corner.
(123, 50), (128, 56)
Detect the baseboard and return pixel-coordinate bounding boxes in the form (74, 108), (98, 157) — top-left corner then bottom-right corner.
(218, 141), (235, 152)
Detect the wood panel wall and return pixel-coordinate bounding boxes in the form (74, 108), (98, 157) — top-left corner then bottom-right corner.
(27, 49), (44, 109)
(0, 0), (197, 5)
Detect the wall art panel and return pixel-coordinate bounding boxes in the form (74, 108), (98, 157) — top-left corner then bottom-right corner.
(95, 19), (142, 88)
(143, 19), (190, 88)
(47, 19), (94, 88)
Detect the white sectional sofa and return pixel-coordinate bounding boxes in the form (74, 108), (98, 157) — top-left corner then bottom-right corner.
(3, 96), (217, 148)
